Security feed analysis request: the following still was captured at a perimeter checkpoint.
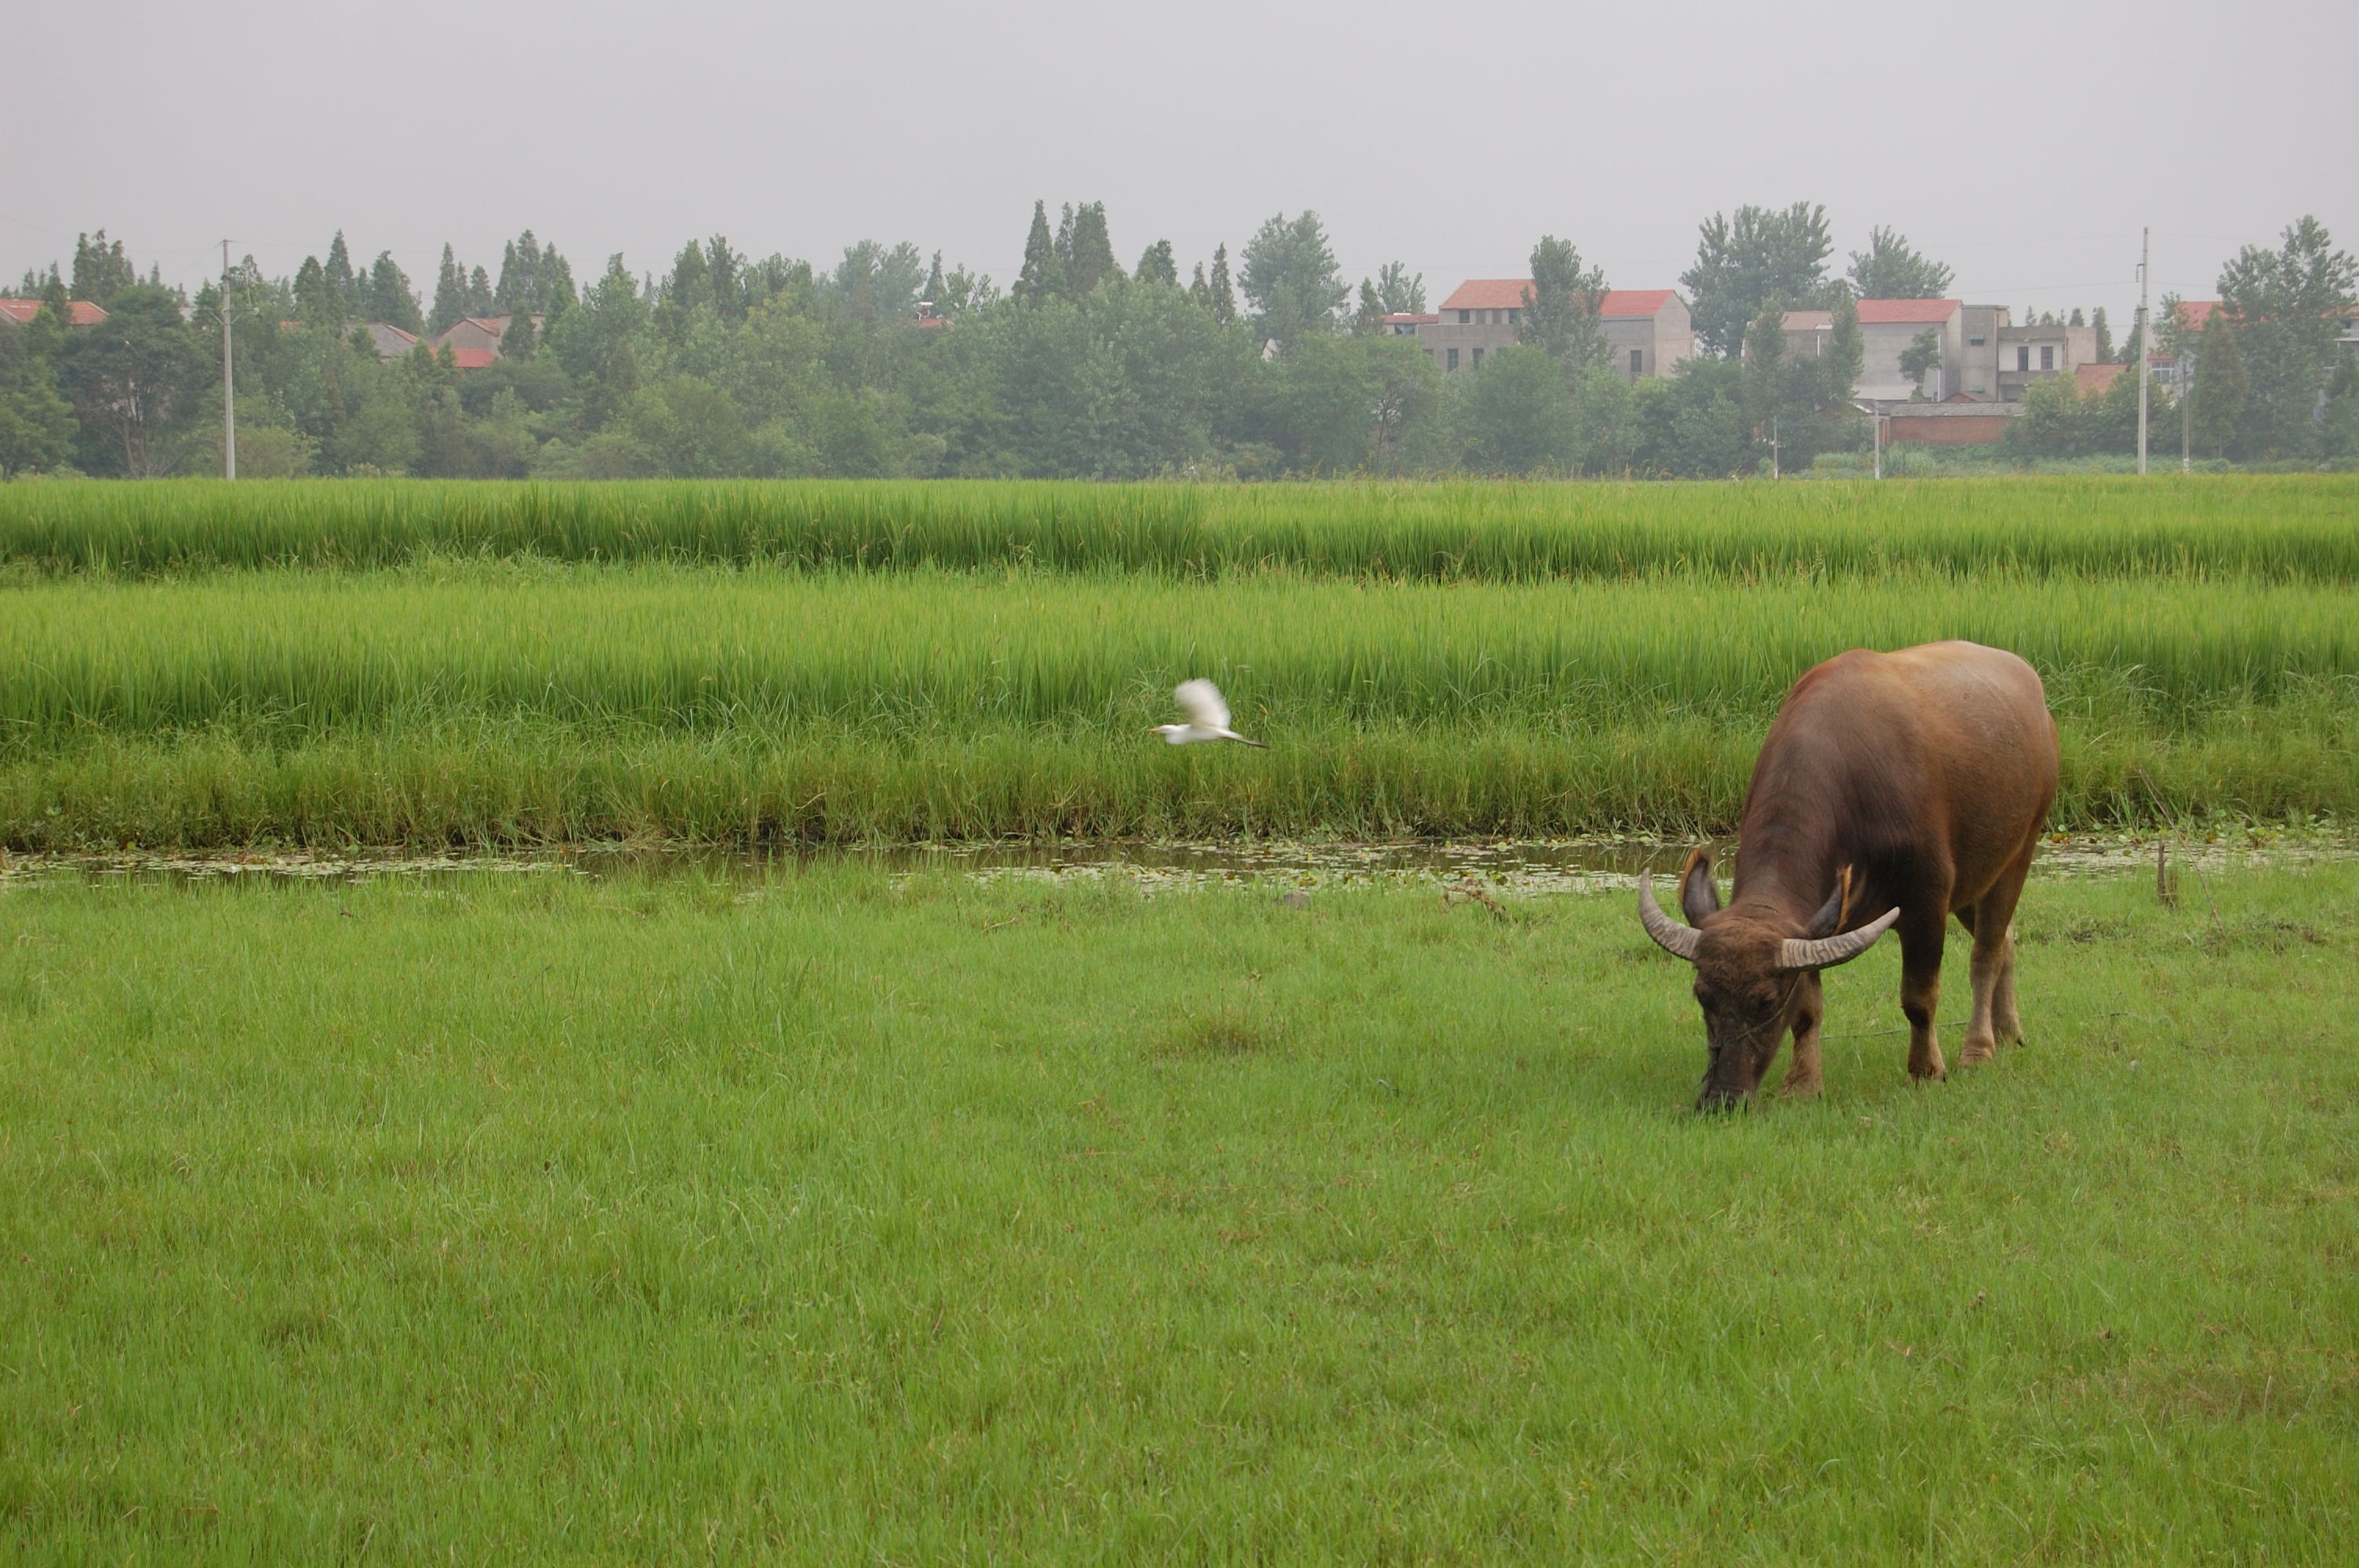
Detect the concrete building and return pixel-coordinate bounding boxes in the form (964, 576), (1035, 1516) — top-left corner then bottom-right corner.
(1771, 299), (1966, 401)
(431, 313), (545, 368)
(1404, 281), (1693, 377)
(362, 322), (420, 360)
(1995, 318), (2098, 403)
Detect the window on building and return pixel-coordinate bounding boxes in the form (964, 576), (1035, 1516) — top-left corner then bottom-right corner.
(1471, 347), (1484, 368)
(2040, 345), (2054, 371)
(1630, 348), (1644, 375)
(1507, 309), (1519, 325)
(1447, 348), (1459, 371)
(2016, 347), (2030, 372)
(1457, 310), (1470, 325)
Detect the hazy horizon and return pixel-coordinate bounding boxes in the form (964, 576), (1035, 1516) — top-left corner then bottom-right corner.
(8, 0), (2354, 326)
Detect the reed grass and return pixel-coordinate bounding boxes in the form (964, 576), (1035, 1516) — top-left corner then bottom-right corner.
(5, 474), (2357, 580)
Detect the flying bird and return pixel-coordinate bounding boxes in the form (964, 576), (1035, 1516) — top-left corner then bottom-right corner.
(1151, 679), (1267, 748)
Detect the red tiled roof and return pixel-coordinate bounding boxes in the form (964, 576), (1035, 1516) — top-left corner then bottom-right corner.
(1383, 312), (1440, 325)
(2075, 362), (2129, 394)
(1857, 298), (1961, 325)
(450, 348), (498, 370)
(1597, 289), (1676, 318)
(0, 298), (109, 325)
(2175, 299), (2224, 330)
(1438, 281), (1678, 317)
(1780, 310), (1835, 331)
(1438, 279), (1533, 311)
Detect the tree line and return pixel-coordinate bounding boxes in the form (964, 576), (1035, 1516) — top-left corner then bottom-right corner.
(2, 205), (2352, 480)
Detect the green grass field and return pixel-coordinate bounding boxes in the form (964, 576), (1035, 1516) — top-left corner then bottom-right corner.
(3, 862), (2354, 1562)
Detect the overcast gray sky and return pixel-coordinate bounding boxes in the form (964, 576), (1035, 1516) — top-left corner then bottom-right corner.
(7, 0), (2353, 324)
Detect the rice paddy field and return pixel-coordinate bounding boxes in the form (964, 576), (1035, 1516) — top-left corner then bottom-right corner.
(2, 475), (2356, 848)
(3, 476), (2357, 1563)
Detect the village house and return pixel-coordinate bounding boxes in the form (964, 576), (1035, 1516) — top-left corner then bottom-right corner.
(0, 299), (110, 327)
(423, 314), (545, 368)
(1400, 281), (1693, 377)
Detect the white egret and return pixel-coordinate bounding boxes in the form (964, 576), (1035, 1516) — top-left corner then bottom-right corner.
(1150, 679), (1267, 748)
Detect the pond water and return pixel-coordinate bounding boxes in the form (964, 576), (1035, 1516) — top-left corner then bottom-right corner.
(3, 833), (2349, 895)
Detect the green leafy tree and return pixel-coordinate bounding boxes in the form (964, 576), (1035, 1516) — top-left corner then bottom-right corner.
(1517, 235), (1607, 370)
(463, 265), (495, 319)
(71, 231), (138, 307)
(363, 252), (423, 332)
(1240, 212), (1347, 354)
(1453, 344), (1580, 474)
(1845, 227), (1952, 299)
(2092, 306), (2114, 364)
(293, 255), (344, 329)
(1630, 358), (1753, 477)
(1016, 201), (1061, 303)
(501, 309), (536, 361)
(831, 240), (926, 324)
(0, 304), (77, 474)
(324, 232), (357, 314)
(1897, 328), (1942, 397)
(1207, 245), (1237, 325)
(430, 245), (470, 334)
(1375, 262), (1425, 314)
(1681, 201), (1834, 356)
(2188, 310), (2248, 459)
(2215, 215), (2357, 457)
(1353, 280), (1383, 336)
(1134, 240), (1178, 288)
(60, 283), (205, 475)
(549, 254), (649, 389)
(1055, 202), (1118, 295)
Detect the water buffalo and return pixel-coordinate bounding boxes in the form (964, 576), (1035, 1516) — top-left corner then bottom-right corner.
(1638, 641), (2059, 1109)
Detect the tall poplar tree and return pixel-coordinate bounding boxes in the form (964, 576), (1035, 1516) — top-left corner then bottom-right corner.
(430, 245), (468, 334)
(2189, 310), (2248, 459)
(1208, 245), (1236, 325)
(1518, 235), (1607, 369)
(1016, 201), (1061, 303)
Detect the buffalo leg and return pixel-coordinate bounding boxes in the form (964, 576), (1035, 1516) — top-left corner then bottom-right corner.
(1899, 912), (1947, 1081)
(1783, 971), (1824, 1098)
(1962, 842), (2036, 1060)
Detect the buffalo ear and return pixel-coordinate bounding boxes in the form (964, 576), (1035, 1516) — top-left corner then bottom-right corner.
(1678, 846), (1721, 927)
(1807, 866), (1856, 938)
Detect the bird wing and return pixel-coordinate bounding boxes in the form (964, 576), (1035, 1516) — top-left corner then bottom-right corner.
(1174, 678), (1230, 731)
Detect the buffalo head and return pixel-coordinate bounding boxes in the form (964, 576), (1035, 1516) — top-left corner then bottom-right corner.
(1638, 848), (1899, 1109)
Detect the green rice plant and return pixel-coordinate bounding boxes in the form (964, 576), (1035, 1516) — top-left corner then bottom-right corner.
(2, 563), (2351, 844)
(3, 563), (2351, 739)
(5, 474), (2357, 580)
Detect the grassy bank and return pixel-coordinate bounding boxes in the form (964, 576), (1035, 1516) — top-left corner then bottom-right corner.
(2, 864), (2354, 1562)
(2, 563), (2353, 844)
(6, 474), (2358, 580)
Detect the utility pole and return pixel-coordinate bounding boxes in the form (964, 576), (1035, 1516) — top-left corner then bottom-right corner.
(2182, 345), (2193, 472)
(1855, 402), (1882, 478)
(220, 240), (236, 481)
(1768, 417), (1780, 480)
(2135, 227), (2150, 476)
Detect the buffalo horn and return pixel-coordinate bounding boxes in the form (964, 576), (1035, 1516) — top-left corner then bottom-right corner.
(1778, 906), (1903, 971)
(1637, 875), (1703, 962)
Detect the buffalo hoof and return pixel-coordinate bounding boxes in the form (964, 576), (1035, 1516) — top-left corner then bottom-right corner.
(1958, 1038), (1998, 1066)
